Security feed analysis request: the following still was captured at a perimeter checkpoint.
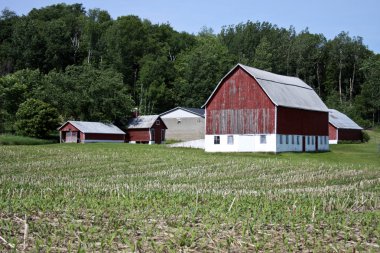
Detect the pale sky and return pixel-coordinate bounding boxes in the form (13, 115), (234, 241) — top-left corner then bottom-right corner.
(1, 0), (379, 53)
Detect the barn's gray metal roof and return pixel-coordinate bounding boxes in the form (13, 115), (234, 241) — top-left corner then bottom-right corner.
(160, 107), (205, 117)
(59, 121), (125, 134)
(184, 108), (205, 117)
(204, 63), (328, 112)
(127, 115), (163, 129)
(329, 109), (362, 130)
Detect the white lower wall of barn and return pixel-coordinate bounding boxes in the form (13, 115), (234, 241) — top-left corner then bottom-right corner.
(205, 134), (329, 152)
(205, 134), (277, 152)
(329, 139), (338, 144)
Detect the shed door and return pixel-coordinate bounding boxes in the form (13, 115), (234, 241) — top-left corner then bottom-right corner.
(66, 131), (78, 143)
(150, 129), (155, 141)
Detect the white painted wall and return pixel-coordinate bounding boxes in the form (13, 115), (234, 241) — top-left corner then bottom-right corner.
(276, 135), (303, 152)
(205, 134), (277, 152)
(318, 136), (330, 151)
(329, 140), (338, 144)
(205, 134), (330, 153)
(161, 109), (202, 118)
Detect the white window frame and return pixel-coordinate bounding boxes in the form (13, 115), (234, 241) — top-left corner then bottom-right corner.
(227, 135), (234, 145)
(260, 135), (266, 144)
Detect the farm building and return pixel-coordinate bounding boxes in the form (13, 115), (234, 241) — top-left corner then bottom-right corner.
(160, 107), (205, 141)
(126, 115), (167, 144)
(58, 121), (125, 143)
(328, 109), (363, 144)
(204, 63), (330, 153)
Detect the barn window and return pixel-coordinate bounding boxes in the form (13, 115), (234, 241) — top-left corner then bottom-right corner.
(279, 135), (283, 144)
(312, 136), (314, 145)
(214, 136), (220, 144)
(156, 120), (160, 125)
(297, 136), (300, 145)
(227, 135), (234, 145)
(286, 135), (289, 144)
(291, 135), (294, 144)
(260, 135), (266, 144)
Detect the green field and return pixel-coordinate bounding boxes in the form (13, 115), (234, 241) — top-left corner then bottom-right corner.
(0, 132), (379, 252)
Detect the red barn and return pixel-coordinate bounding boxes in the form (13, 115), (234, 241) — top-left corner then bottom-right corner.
(126, 115), (167, 144)
(204, 64), (329, 153)
(328, 109), (363, 144)
(58, 121), (125, 143)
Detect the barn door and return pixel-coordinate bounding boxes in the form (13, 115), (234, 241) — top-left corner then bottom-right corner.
(315, 136), (318, 151)
(302, 136), (306, 152)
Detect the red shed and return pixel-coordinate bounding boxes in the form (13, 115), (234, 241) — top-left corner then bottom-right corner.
(126, 115), (167, 144)
(328, 109), (363, 144)
(203, 64), (329, 153)
(58, 121), (125, 143)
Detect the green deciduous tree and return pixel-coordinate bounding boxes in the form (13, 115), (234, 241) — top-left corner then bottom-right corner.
(15, 98), (60, 138)
(357, 55), (380, 126)
(253, 36), (273, 71)
(174, 34), (234, 107)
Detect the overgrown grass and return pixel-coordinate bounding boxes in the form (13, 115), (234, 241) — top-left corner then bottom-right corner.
(0, 134), (55, 145)
(0, 132), (379, 252)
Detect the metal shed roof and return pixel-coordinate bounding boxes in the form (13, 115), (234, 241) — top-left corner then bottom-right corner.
(59, 121), (125, 134)
(127, 115), (162, 129)
(160, 107), (205, 117)
(204, 64), (328, 112)
(329, 109), (363, 130)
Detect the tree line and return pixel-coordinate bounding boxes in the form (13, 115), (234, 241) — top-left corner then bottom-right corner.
(0, 3), (379, 137)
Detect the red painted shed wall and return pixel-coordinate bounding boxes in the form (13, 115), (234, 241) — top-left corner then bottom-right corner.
(127, 129), (150, 142)
(84, 133), (125, 141)
(127, 118), (167, 144)
(277, 107), (328, 136)
(206, 68), (276, 135)
(329, 123), (337, 140)
(60, 123), (80, 132)
(338, 129), (363, 141)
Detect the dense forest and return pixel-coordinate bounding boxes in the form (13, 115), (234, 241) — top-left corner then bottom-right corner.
(0, 3), (379, 137)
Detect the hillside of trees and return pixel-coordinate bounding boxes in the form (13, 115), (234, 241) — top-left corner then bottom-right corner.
(0, 3), (379, 136)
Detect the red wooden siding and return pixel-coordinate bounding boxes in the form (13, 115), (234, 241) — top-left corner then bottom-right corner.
(60, 123), (80, 132)
(338, 129), (363, 141)
(206, 68), (276, 135)
(127, 129), (150, 142)
(329, 123), (337, 140)
(277, 107), (328, 136)
(85, 133), (124, 141)
(127, 118), (167, 144)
